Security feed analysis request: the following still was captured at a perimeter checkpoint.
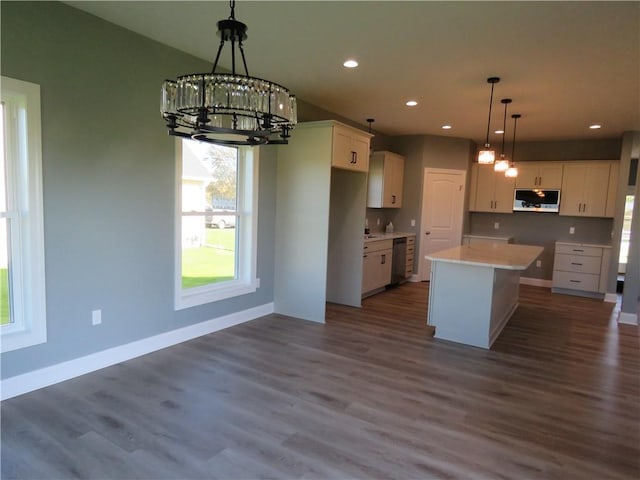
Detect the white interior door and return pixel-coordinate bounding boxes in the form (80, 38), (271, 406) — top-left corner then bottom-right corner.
(419, 168), (466, 281)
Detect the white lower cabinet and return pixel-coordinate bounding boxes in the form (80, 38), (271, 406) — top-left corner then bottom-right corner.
(552, 242), (611, 297)
(362, 239), (393, 295)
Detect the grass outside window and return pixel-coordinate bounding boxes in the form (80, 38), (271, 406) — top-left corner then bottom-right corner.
(182, 228), (236, 289)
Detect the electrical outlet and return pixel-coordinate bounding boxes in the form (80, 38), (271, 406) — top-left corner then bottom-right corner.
(536, 260), (542, 268)
(569, 226), (575, 235)
(411, 219), (416, 227)
(377, 218), (380, 226)
(92, 309), (102, 326)
(494, 222), (499, 230)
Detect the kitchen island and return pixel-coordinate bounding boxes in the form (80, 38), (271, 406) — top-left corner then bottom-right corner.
(426, 243), (543, 349)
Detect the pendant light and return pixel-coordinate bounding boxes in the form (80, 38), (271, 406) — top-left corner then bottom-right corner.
(160, 0), (297, 146)
(505, 114), (521, 178)
(494, 98), (512, 172)
(477, 77), (500, 164)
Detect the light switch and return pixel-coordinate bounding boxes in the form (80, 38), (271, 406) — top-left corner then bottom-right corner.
(494, 222), (499, 230)
(569, 227), (575, 234)
(411, 219), (416, 227)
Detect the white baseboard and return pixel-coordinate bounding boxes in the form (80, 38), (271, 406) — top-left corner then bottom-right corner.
(604, 292), (619, 303)
(1, 302), (274, 401)
(618, 311), (638, 325)
(519, 277), (552, 288)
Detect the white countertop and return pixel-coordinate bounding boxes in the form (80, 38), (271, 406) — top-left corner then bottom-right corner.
(427, 243), (544, 270)
(364, 232), (416, 243)
(556, 241), (612, 249)
(463, 234), (513, 242)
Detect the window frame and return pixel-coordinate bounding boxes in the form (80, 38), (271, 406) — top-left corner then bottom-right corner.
(1, 76), (47, 353)
(174, 140), (259, 310)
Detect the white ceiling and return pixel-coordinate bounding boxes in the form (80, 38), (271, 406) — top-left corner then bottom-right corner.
(66, 1), (639, 144)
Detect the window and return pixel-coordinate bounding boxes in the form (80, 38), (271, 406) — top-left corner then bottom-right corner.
(175, 139), (259, 309)
(1, 76), (46, 352)
(619, 194), (635, 273)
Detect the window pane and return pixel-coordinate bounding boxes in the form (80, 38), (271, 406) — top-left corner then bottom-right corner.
(0, 218), (10, 325)
(180, 140), (238, 290)
(619, 195), (635, 265)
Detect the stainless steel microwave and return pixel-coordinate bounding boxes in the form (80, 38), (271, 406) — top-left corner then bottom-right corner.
(513, 189), (560, 212)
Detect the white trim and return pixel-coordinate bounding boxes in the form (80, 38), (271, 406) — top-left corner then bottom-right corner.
(617, 311), (638, 326)
(604, 292), (619, 303)
(1, 302), (274, 401)
(1, 76), (47, 353)
(519, 277), (552, 288)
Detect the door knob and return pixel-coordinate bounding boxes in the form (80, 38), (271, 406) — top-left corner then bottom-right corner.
(425, 231), (431, 235)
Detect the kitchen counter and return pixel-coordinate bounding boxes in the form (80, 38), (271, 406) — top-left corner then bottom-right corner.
(426, 243), (543, 349)
(364, 232), (415, 243)
(427, 243), (543, 270)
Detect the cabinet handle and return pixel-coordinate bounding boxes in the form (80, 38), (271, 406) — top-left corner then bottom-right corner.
(571, 262), (583, 266)
(350, 151), (357, 164)
(573, 249), (584, 252)
(570, 280), (581, 283)
(494, 200), (498, 209)
(392, 195), (396, 204)
(381, 254), (386, 264)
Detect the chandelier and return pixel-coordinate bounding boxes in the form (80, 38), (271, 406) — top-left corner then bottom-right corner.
(160, 0), (297, 146)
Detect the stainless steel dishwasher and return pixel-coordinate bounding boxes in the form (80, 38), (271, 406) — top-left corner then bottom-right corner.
(391, 237), (407, 285)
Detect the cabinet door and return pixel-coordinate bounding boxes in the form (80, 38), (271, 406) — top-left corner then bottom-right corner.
(332, 126), (369, 173)
(582, 163), (610, 217)
(515, 162), (563, 188)
(350, 134), (370, 173)
(560, 163), (586, 216)
(605, 162), (619, 218)
(494, 174), (515, 213)
(474, 165), (498, 212)
(383, 153), (404, 208)
(514, 164), (540, 188)
(362, 253), (377, 293)
(331, 127), (353, 170)
(378, 249), (393, 288)
(538, 163), (563, 188)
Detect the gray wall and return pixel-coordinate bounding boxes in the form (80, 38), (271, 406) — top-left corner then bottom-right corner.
(1, 2), (277, 379)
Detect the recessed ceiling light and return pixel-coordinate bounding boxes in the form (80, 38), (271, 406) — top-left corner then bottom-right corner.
(343, 59), (358, 68)
(589, 124), (602, 129)
(406, 100), (418, 107)
(442, 125), (452, 130)
(494, 129), (505, 134)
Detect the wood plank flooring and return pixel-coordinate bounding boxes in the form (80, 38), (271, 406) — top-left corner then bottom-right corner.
(2, 283), (638, 479)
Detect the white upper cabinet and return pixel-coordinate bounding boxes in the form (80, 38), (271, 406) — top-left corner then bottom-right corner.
(560, 161), (616, 217)
(469, 164), (515, 213)
(367, 151), (405, 208)
(515, 162), (563, 189)
(331, 124), (371, 173)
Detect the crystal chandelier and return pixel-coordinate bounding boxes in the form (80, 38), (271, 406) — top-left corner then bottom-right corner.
(160, 0), (297, 146)
(477, 77), (500, 164)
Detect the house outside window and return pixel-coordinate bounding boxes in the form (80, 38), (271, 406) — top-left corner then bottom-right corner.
(0, 76), (47, 353)
(175, 139), (259, 310)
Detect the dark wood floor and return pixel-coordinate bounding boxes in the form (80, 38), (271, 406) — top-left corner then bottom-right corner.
(2, 283), (638, 479)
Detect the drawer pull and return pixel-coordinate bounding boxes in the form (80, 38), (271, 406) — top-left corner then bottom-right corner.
(570, 280), (581, 283)
(572, 249), (584, 252)
(571, 262), (583, 266)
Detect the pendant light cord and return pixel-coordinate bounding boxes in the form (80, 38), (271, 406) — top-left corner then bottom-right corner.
(500, 99), (512, 156)
(483, 77), (500, 146)
(511, 114), (520, 160)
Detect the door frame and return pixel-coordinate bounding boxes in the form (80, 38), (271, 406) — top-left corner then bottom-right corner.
(419, 168), (466, 281)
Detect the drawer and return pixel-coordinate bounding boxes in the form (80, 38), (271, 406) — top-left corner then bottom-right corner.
(363, 239), (393, 253)
(555, 244), (603, 257)
(407, 236), (416, 245)
(406, 244), (415, 255)
(554, 253), (602, 275)
(406, 253), (414, 265)
(552, 270), (600, 292)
